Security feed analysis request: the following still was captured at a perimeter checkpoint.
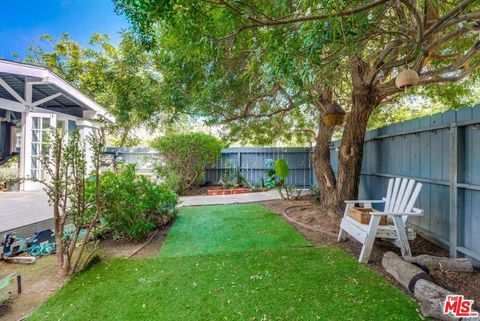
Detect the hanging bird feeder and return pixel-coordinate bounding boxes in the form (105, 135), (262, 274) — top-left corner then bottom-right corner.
(323, 102), (346, 126)
(395, 68), (419, 92)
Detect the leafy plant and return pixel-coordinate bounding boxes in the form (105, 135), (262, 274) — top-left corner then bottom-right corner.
(220, 160), (252, 189)
(265, 159), (299, 200)
(310, 186), (321, 203)
(0, 156), (20, 190)
(0, 167), (19, 190)
(151, 132), (224, 195)
(38, 129), (105, 275)
(0, 273), (14, 303)
(88, 164), (178, 241)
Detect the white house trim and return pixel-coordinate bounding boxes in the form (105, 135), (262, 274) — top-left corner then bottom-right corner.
(31, 92), (63, 108)
(0, 78), (26, 104)
(0, 59), (113, 191)
(0, 59), (115, 122)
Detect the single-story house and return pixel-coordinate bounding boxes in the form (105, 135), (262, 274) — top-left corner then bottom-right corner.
(0, 59), (113, 191)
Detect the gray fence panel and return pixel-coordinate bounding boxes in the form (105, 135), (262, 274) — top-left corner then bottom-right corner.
(348, 104), (480, 262)
(204, 147), (313, 188)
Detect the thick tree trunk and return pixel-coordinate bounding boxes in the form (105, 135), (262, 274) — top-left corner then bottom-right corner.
(312, 118), (337, 207)
(334, 91), (376, 206)
(313, 56), (378, 216)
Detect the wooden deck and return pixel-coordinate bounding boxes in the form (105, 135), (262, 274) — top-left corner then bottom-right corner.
(0, 191), (51, 236)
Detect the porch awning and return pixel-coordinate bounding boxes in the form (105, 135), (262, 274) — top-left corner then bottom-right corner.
(0, 59), (113, 122)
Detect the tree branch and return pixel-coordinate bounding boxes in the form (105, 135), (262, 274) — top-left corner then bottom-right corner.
(422, 0), (478, 41)
(209, 0), (390, 38)
(221, 84), (297, 122)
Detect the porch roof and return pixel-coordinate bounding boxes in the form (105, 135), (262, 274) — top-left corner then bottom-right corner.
(0, 59), (114, 122)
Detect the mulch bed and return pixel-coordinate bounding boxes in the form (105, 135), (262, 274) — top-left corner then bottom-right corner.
(261, 196), (480, 310)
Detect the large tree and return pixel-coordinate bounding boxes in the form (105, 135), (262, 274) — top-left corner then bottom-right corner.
(23, 32), (172, 146)
(115, 0), (480, 214)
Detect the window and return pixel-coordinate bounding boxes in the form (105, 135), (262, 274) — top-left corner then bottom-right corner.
(10, 126), (21, 154)
(30, 116), (52, 180)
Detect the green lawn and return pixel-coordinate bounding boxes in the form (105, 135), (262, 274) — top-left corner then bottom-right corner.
(28, 204), (422, 321)
(159, 203), (310, 257)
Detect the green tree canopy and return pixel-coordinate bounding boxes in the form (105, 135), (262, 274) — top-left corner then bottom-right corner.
(115, 0), (480, 144)
(22, 32), (178, 145)
(115, 0), (480, 212)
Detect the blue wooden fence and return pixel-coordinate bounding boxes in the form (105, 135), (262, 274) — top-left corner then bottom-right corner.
(204, 147), (313, 188)
(330, 104), (480, 262)
(108, 104), (480, 261)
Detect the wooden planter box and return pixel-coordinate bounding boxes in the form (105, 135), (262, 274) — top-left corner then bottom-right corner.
(349, 207), (387, 225)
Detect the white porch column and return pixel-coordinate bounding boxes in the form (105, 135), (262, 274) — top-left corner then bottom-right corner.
(76, 120), (101, 172)
(19, 112), (26, 191)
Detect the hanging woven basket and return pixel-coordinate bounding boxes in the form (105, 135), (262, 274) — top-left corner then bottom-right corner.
(395, 69), (419, 90)
(323, 102), (346, 126)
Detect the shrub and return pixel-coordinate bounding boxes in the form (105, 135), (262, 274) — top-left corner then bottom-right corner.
(0, 167), (19, 190)
(88, 164), (178, 241)
(151, 132), (224, 194)
(0, 157), (20, 190)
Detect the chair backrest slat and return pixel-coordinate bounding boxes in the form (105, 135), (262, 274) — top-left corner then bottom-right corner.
(382, 177), (423, 224)
(403, 183), (422, 223)
(384, 178), (394, 211)
(396, 179), (415, 212)
(393, 178), (409, 212)
(387, 177), (402, 212)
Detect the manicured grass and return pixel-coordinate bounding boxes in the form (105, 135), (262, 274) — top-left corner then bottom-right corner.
(28, 204), (422, 321)
(159, 204), (311, 257)
(29, 248), (421, 321)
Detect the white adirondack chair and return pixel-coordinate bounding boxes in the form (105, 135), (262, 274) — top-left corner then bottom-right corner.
(338, 177), (424, 263)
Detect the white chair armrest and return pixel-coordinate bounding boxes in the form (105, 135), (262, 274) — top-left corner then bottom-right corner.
(344, 200), (385, 204)
(370, 209), (424, 217)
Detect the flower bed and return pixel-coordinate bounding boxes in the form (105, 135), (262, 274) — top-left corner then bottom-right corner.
(207, 187), (268, 195)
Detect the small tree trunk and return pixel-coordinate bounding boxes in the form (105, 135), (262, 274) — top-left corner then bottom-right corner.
(53, 206), (64, 270)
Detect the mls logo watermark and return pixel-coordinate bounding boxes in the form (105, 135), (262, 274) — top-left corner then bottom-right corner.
(444, 295), (478, 318)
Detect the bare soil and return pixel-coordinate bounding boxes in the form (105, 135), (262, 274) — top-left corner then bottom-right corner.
(261, 196), (480, 310)
(0, 227), (169, 321)
(0, 255), (64, 321)
(98, 225), (171, 259)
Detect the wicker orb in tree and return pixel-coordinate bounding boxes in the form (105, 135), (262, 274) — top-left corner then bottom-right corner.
(323, 102), (346, 126)
(395, 69), (419, 90)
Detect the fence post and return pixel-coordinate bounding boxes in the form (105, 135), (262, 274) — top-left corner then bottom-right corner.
(237, 151), (242, 181)
(309, 143), (313, 187)
(449, 123), (458, 258)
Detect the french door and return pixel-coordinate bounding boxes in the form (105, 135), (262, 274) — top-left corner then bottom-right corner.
(23, 113), (56, 191)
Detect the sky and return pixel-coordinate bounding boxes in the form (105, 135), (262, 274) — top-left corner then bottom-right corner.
(0, 0), (128, 59)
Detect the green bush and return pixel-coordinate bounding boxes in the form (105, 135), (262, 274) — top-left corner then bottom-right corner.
(88, 164), (178, 241)
(0, 157), (20, 190)
(151, 132), (224, 194)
